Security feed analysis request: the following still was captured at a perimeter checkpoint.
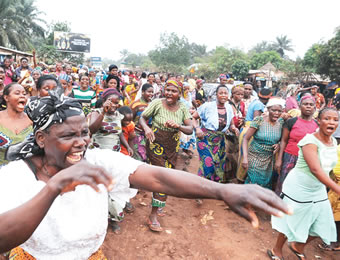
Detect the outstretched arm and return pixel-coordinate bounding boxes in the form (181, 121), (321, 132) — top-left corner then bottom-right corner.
(130, 164), (291, 228)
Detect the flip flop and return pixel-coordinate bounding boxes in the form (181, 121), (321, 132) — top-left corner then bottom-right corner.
(288, 243), (306, 260)
(147, 218), (163, 232)
(267, 249), (284, 260)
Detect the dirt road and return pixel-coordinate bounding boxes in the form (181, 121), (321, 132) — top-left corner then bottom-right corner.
(102, 150), (338, 260)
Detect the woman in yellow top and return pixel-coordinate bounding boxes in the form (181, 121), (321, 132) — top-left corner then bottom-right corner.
(319, 146), (340, 251)
(124, 75), (138, 106)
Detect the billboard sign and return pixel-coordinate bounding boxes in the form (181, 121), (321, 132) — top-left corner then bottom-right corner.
(54, 32), (91, 53)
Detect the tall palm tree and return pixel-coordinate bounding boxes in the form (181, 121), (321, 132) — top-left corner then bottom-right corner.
(0, 0), (45, 51)
(273, 35), (294, 57)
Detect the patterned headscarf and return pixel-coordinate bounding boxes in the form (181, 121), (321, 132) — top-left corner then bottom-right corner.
(5, 88), (84, 161)
(58, 73), (71, 82)
(166, 80), (183, 95)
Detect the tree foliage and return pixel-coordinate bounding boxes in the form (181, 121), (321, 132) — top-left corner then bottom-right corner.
(316, 29), (340, 83)
(148, 32), (191, 73)
(0, 0), (45, 51)
(249, 51), (282, 69)
(272, 35), (294, 57)
(302, 43), (323, 73)
(232, 60), (250, 80)
(249, 41), (275, 54)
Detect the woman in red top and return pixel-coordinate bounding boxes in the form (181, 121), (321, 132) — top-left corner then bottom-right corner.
(275, 95), (318, 195)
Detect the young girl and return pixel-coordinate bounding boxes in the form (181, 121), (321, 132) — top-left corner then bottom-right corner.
(118, 106), (135, 156)
(88, 88), (133, 233)
(88, 88), (130, 153)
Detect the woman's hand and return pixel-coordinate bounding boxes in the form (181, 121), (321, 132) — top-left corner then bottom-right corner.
(144, 126), (155, 143)
(241, 158), (248, 171)
(102, 100), (112, 114)
(127, 147), (134, 157)
(274, 159), (282, 175)
(280, 113), (290, 121)
(164, 120), (180, 129)
(195, 128), (205, 139)
(237, 117), (245, 128)
(221, 184), (292, 228)
(273, 143), (280, 154)
(49, 161), (114, 194)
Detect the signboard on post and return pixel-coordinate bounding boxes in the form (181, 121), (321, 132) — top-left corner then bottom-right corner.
(90, 57), (102, 67)
(54, 32), (91, 53)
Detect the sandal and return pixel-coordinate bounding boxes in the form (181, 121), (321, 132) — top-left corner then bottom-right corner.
(288, 243), (306, 260)
(147, 218), (163, 232)
(267, 249), (284, 260)
(318, 242), (332, 251)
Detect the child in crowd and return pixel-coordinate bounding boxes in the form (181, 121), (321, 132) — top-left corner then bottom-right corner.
(118, 106), (136, 156)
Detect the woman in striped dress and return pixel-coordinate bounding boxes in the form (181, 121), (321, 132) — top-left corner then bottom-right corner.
(241, 98), (285, 189)
(139, 80), (193, 232)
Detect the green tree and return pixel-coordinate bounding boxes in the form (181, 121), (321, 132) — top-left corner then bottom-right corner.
(302, 43), (323, 73)
(232, 60), (250, 80)
(249, 41), (275, 54)
(148, 32), (191, 73)
(124, 53), (150, 68)
(316, 29), (340, 83)
(250, 51), (282, 69)
(0, 0), (45, 51)
(272, 35), (294, 57)
(190, 43), (207, 62)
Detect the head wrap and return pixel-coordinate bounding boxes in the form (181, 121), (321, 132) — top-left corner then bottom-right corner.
(5, 88), (84, 161)
(58, 73), (71, 82)
(227, 78), (234, 84)
(196, 79), (203, 85)
(166, 80), (183, 95)
(219, 74), (227, 80)
(299, 95), (316, 105)
(32, 68), (42, 75)
(266, 97), (285, 108)
(102, 88), (121, 100)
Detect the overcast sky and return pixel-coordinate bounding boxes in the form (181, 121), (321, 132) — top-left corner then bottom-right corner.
(36, 0), (340, 60)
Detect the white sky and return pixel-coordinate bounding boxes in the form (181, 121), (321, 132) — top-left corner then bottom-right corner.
(36, 0), (340, 60)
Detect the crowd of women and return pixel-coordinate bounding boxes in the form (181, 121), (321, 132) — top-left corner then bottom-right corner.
(0, 57), (339, 259)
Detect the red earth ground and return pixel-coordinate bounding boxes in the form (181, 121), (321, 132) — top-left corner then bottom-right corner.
(102, 150), (338, 260)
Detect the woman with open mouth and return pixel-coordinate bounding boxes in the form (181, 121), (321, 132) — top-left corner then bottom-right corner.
(0, 88), (291, 260)
(0, 83), (32, 168)
(139, 80), (193, 232)
(242, 98), (285, 189)
(271, 107), (340, 260)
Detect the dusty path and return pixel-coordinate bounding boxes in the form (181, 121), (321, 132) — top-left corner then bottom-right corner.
(103, 150), (337, 259)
